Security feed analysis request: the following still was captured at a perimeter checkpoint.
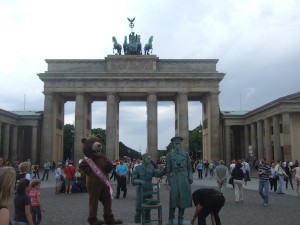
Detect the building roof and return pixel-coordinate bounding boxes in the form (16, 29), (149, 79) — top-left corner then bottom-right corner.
(221, 111), (249, 116)
(11, 111), (43, 116)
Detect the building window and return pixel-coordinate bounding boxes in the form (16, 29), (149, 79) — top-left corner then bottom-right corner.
(279, 124), (283, 133)
(271, 126), (273, 135)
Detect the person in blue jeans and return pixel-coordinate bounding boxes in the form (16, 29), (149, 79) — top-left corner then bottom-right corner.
(41, 160), (50, 181)
(257, 157), (271, 207)
(275, 160), (287, 194)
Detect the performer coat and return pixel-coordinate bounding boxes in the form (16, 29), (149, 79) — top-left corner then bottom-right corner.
(166, 150), (193, 209)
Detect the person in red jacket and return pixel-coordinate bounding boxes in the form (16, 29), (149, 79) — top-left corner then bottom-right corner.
(64, 161), (76, 194)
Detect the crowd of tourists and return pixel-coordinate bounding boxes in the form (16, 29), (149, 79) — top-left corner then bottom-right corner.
(1, 152), (300, 225)
(193, 157), (300, 207)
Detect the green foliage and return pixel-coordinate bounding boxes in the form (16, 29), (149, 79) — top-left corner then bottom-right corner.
(91, 128), (106, 146)
(165, 125), (203, 159)
(189, 125), (203, 159)
(119, 142), (142, 160)
(63, 125), (201, 161)
(63, 124), (74, 161)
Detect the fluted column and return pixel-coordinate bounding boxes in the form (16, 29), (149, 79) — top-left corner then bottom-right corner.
(273, 115), (281, 162)
(175, 92), (189, 152)
(244, 125), (250, 159)
(31, 126), (38, 163)
(250, 123), (257, 160)
(11, 126), (18, 161)
(210, 93), (221, 160)
(264, 118), (272, 163)
(282, 113), (291, 160)
(147, 93), (158, 160)
(225, 125), (231, 165)
(106, 92), (118, 161)
(3, 124), (10, 160)
(41, 93), (54, 164)
(257, 120), (263, 160)
(74, 93), (85, 165)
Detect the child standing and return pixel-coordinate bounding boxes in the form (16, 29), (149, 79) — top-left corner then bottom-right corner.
(29, 179), (45, 225)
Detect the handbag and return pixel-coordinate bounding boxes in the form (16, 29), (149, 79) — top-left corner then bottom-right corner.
(228, 177), (233, 185)
(60, 174), (64, 181)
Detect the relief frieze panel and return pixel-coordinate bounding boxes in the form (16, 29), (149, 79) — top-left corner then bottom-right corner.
(108, 58), (155, 73)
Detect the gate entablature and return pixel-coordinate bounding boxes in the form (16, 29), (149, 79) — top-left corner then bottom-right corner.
(38, 55), (225, 164)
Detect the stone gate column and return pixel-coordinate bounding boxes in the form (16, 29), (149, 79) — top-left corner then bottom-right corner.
(11, 126), (18, 161)
(175, 92), (189, 152)
(31, 125), (38, 163)
(106, 92), (118, 161)
(147, 93), (158, 160)
(225, 125), (231, 165)
(257, 120), (263, 160)
(264, 118), (272, 162)
(74, 93), (85, 165)
(273, 115), (281, 162)
(209, 92), (221, 160)
(41, 93), (55, 164)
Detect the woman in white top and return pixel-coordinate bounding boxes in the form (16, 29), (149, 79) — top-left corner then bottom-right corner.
(55, 163), (63, 194)
(292, 165), (300, 196)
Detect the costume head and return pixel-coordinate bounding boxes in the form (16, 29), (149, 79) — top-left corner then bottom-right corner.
(81, 134), (105, 159)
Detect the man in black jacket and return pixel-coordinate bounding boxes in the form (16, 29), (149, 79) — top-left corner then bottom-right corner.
(191, 188), (225, 225)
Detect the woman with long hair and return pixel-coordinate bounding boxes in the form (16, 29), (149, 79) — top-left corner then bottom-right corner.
(13, 178), (34, 225)
(0, 167), (16, 225)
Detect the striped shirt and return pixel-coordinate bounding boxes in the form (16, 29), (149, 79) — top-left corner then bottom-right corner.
(258, 164), (271, 181)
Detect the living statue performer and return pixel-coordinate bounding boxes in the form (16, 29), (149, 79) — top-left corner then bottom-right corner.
(131, 153), (166, 223)
(166, 136), (193, 225)
(79, 135), (122, 225)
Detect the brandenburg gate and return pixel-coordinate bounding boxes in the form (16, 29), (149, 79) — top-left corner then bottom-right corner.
(38, 55), (225, 165)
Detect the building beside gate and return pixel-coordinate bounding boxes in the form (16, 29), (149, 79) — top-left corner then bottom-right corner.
(221, 92), (300, 165)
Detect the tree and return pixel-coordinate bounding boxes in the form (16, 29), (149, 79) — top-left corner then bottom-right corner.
(165, 125), (203, 158)
(63, 124), (75, 161)
(189, 125), (203, 160)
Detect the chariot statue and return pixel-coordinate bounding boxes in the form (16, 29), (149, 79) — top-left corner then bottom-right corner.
(112, 18), (153, 55)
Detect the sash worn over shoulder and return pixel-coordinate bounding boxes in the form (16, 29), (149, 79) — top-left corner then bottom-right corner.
(85, 157), (113, 199)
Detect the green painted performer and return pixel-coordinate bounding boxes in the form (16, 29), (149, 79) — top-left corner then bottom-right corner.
(131, 153), (165, 223)
(166, 136), (193, 225)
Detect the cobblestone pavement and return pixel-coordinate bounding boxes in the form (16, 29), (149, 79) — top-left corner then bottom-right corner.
(10, 170), (300, 225)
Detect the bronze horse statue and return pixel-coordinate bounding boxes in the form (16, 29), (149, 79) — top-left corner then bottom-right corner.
(123, 36), (128, 55)
(112, 36), (122, 55)
(144, 36), (153, 55)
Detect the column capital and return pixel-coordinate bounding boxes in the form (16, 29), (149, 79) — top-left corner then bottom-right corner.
(106, 91), (117, 96)
(147, 92), (157, 96)
(43, 91), (55, 96)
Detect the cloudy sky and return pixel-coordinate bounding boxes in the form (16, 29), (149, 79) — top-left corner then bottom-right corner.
(1, 0), (299, 153)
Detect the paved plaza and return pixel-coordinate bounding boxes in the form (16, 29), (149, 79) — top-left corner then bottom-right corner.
(11, 170), (300, 225)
